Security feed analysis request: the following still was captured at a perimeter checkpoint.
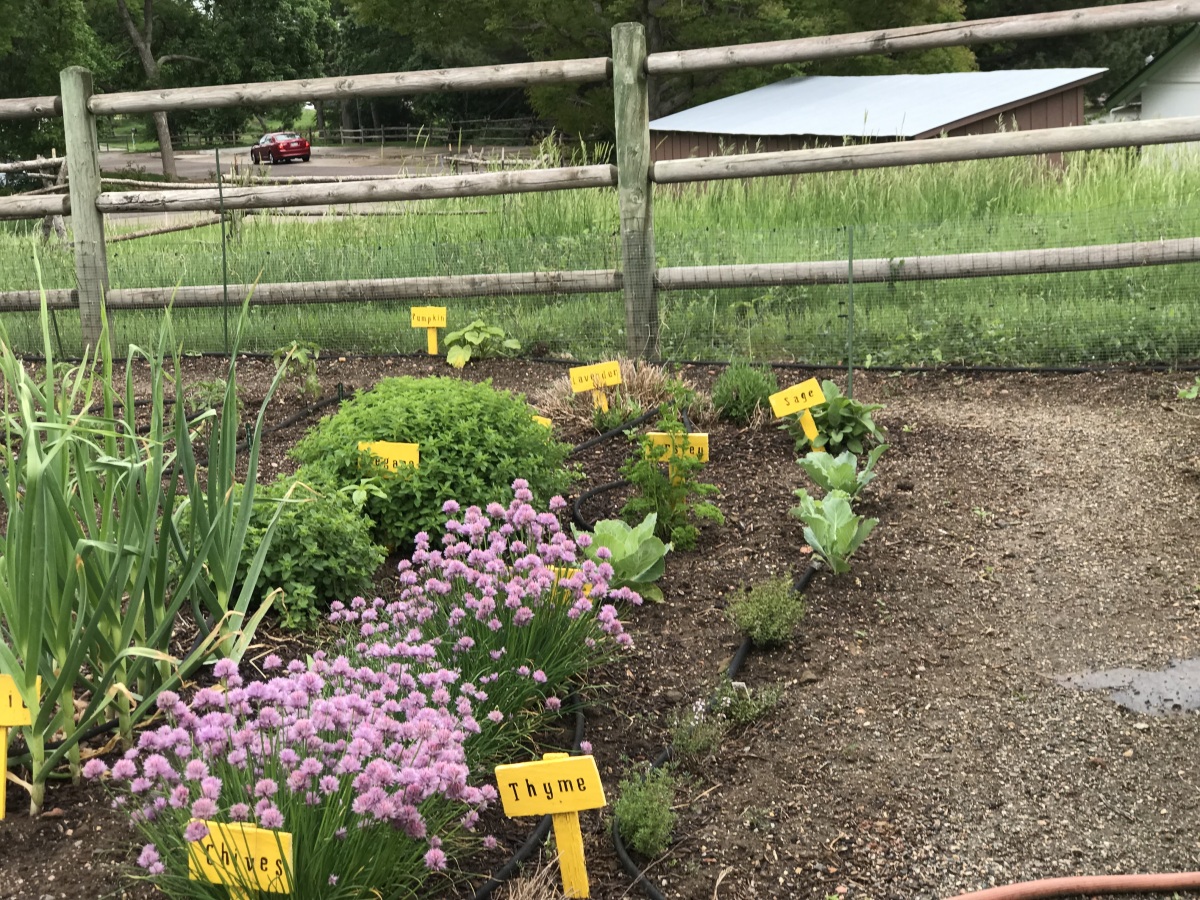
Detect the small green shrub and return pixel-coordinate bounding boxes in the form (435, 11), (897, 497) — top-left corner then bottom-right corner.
(185, 377), (240, 417)
(669, 700), (727, 759)
(615, 765), (678, 858)
(784, 379), (886, 455)
(726, 574), (806, 647)
(712, 677), (783, 727)
(272, 340), (321, 399)
(592, 388), (644, 433)
(620, 415), (724, 551)
(290, 377), (575, 549)
(235, 471), (386, 628)
(445, 319), (521, 368)
(712, 361), (778, 425)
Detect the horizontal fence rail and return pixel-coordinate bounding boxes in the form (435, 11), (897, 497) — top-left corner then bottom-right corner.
(653, 115), (1200, 183)
(2, 1), (1200, 360)
(4, 236), (1196, 314)
(647, 0), (1200, 73)
(88, 59), (612, 116)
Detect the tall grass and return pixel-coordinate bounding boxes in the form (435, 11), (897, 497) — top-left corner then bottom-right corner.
(3, 149), (1200, 363)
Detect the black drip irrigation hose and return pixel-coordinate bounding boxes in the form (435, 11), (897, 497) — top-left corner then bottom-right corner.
(471, 704), (588, 900)
(572, 480), (631, 532)
(611, 561), (821, 900)
(569, 406), (661, 457)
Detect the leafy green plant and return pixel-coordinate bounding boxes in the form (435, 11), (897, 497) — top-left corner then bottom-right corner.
(290, 376), (574, 549)
(669, 701), (727, 759)
(184, 377), (240, 417)
(572, 513), (670, 603)
(444, 319), (520, 368)
(712, 361), (778, 425)
(797, 445), (888, 498)
(784, 379), (886, 455)
(272, 340), (321, 399)
(592, 388), (644, 433)
(0, 289), (287, 814)
(713, 677), (783, 727)
(1179, 377), (1200, 400)
(615, 765), (678, 858)
(235, 471), (387, 629)
(725, 574), (806, 647)
(790, 489), (878, 575)
(620, 416), (723, 551)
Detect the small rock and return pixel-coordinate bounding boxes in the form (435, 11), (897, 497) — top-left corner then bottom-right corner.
(798, 669), (820, 685)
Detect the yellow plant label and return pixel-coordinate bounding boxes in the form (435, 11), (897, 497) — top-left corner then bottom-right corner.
(0, 674), (35, 727)
(358, 440), (419, 472)
(769, 378), (826, 418)
(495, 755), (606, 817)
(188, 821), (293, 894)
(645, 432), (709, 463)
(799, 409), (819, 442)
(568, 361), (622, 394)
(532, 415), (552, 428)
(549, 566), (592, 603)
(410, 306), (447, 329)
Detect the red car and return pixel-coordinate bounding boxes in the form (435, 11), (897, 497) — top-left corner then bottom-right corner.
(250, 132), (310, 164)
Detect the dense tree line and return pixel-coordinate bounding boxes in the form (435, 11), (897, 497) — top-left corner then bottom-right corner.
(0, 0), (1186, 174)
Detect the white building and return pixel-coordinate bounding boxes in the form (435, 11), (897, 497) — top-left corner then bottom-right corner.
(1106, 26), (1200, 156)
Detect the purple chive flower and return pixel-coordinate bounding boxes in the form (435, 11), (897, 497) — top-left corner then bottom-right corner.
(545, 696), (562, 712)
(424, 847), (448, 871)
(82, 759), (108, 779)
(580, 741), (593, 755)
(229, 803), (250, 821)
(259, 805), (285, 829)
(184, 820), (210, 842)
(137, 843), (163, 873)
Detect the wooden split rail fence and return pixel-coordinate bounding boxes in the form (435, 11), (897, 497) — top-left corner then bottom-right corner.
(2, 0), (1200, 356)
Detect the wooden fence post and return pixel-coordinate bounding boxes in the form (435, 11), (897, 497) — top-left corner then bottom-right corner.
(612, 23), (658, 359)
(60, 66), (109, 354)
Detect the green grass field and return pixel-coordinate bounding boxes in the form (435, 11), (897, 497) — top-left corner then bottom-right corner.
(3, 148), (1200, 364)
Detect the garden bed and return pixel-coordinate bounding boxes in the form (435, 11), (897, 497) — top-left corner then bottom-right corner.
(2, 357), (1198, 900)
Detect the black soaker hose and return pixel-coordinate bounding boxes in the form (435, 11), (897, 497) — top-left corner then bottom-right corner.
(569, 406), (661, 457)
(611, 561), (821, 900)
(471, 705), (588, 900)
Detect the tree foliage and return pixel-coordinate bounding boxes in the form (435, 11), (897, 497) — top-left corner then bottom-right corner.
(965, 0), (1191, 105)
(345, 0), (974, 137)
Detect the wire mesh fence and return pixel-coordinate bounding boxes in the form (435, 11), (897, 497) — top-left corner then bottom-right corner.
(3, 168), (1200, 366)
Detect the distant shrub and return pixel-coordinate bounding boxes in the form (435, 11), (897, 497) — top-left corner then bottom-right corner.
(290, 377), (575, 549)
(712, 362), (778, 425)
(236, 471), (386, 628)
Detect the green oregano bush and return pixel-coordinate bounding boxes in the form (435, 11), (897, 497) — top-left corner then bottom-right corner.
(235, 470), (386, 628)
(291, 376), (575, 548)
(712, 361), (778, 425)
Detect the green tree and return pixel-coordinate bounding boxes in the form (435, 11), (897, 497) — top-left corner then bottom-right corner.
(0, 0), (99, 160)
(965, 0), (1190, 105)
(344, 0), (974, 137)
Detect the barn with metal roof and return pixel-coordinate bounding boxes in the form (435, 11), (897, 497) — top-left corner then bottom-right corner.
(649, 68), (1106, 162)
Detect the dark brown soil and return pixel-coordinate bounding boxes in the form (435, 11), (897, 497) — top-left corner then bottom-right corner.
(2, 357), (1199, 900)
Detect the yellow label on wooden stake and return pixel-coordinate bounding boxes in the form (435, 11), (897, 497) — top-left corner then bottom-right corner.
(188, 821), (293, 895)
(358, 441), (419, 472)
(495, 753), (606, 898)
(0, 674), (34, 727)
(532, 415), (552, 428)
(495, 754), (606, 818)
(798, 409), (819, 442)
(568, 361), (621, 394)
(410, 306), (447, 329)
(645, 432), (710, 463)
(769, 378), (826, 418)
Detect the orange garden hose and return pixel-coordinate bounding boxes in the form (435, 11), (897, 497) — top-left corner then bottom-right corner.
(947, 871), (1200, 900)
